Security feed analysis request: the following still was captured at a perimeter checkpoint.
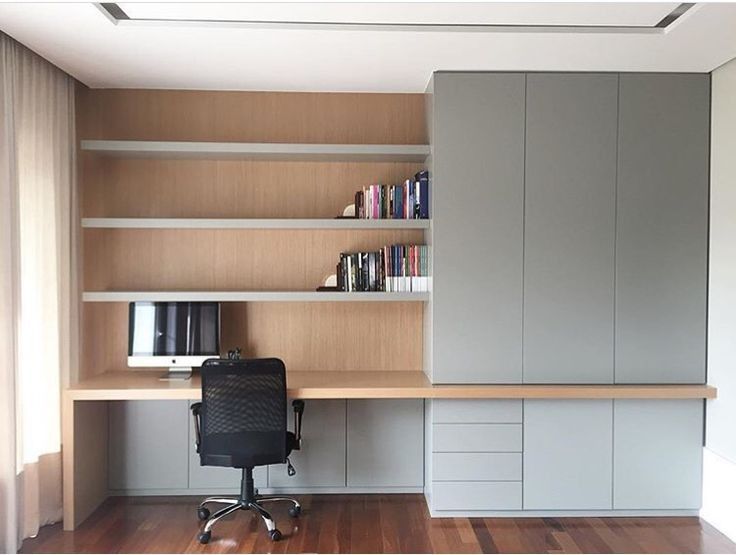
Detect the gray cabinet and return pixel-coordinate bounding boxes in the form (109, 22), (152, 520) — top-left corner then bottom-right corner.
(430, 72), (525, 383)
(109, 400), (189, 491)
(613, 400), (703, 509)
(346, 400), (423, 487)
(429, 399), (523, 512)
(524, 400), (613, 510)
(615, 74), (709, 383)
(268, 400), (346, 488)
(523, 74), (617, 383)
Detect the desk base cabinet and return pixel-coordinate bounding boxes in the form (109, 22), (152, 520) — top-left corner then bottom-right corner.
(425, 399), (703, 516)
(107, 399), (423, 495)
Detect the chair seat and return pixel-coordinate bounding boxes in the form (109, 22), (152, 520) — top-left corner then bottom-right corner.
(200, 430), (297, 468)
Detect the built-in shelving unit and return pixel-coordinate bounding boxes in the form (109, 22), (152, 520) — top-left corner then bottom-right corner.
(80, 140), (430, 162)
(81, 218), (430, 230)
(82, 291), (430, 302)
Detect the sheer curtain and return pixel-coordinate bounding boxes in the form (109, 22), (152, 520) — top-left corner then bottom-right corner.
(0, 33), (76, 553)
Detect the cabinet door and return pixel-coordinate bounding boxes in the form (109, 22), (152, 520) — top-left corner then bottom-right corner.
(431, 72), (525, 383)
(616, 74), (709, 383)
(524, 400), (613, 510)
(524, 74), (617, 383)
(109, 400), (189, 491)
(346, 399), (423, 487)
(614, 400), (703, 509)
(268, 400), (346, 488)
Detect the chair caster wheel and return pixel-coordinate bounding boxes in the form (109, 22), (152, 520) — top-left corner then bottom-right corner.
(269, 529), (282, 541)
(198, 531), (211, 544)
(288, 505), (301, 517)
(197, 507), (210, 521)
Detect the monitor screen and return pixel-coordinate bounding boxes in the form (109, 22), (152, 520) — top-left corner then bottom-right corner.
(128, 302), (220, 357)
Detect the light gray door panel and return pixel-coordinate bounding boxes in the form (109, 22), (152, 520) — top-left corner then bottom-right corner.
(613, 400), (703, 509)
(269, 400), (346, 488)
(347, 400), (423, 487)
(524, 400), (613, 510)
(432, 399), (522, 423)
(432, 423), (522, 452)
(109, 400), (189, 491)
(432, 72), (525, 383)
(524, 74), (617, 383)
(616, 74), (709, 383)
(432, 482), (522, 511)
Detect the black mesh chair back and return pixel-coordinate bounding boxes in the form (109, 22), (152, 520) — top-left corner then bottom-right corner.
(199, 358), (287, 468)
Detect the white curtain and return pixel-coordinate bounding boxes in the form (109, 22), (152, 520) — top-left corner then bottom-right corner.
(0, 32), (76, 553)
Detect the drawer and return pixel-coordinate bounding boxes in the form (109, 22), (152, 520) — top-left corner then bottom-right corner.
(432, 452), (522, 481)
(433, 423), (522, 452)
(433, 400), (522, 423)
(432, 481), (522, 511)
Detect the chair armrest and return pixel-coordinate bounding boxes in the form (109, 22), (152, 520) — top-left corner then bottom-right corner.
(190, 402), (202, 453)
(292, 400), (305, 450)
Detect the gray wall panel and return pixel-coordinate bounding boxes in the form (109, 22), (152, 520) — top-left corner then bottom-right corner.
(269, 400), (346, 488)
(432, 72), (525, 383)
(347, 400), (424, 487)
(524, 400), (613, 510)
(109, 400), (189, 491)
(524, 74), (617, 383)
(614, 400), (703, 509)
(616, 73), (709, 383)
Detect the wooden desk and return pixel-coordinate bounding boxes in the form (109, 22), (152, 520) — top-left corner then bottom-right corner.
(63, 370), (716, 530)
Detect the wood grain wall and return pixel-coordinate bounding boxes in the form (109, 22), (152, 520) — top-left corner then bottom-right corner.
(77, 88), (428, 378)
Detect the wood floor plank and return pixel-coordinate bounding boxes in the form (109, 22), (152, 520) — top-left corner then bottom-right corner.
(19, 495), (736, 554)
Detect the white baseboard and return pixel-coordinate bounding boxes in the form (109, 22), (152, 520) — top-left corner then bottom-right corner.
(701, 448), (736, 543)
(429, 509), (699, 518)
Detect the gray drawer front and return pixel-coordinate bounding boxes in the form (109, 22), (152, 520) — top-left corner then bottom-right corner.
(432, 482), (522, 511)
(432, 400), (522, 423)
(432, 453), (522, 481)
(432, 424), (522, 452)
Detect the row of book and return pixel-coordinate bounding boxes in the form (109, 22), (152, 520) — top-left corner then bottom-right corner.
(336, 244), (430, 292)
(354, 170), (429, 220)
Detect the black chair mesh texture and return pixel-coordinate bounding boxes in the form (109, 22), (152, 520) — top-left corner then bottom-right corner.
(199, 358), (288, 468)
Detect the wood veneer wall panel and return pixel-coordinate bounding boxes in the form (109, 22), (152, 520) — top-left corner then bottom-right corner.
(76, 89), (427, 144)
(81, 158), (423, 218)
(82, 302), (422, 374)
(83, 228), (423, 291)
(76, 88), (427, 381)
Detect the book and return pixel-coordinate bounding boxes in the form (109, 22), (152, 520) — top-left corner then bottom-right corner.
(333, 244), (429, 292)
(348, 171), (429, 220)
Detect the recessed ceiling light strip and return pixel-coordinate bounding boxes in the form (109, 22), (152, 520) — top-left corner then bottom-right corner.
(96, 2), (695, 35)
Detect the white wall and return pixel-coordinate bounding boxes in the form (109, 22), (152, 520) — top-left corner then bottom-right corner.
(702, 56), (736, 542)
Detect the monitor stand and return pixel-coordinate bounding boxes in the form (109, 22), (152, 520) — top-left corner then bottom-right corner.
(159, 367), (193, 381)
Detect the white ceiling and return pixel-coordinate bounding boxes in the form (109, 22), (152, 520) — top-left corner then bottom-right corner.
(1, 2), (736, 92)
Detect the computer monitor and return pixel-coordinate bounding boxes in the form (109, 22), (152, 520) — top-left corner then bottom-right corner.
(128, 301), (220, 380)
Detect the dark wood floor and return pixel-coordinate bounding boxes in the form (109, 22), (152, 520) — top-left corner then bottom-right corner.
(20, 495), (736, 554)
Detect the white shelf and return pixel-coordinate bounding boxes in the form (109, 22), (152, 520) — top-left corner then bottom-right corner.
(82, 291), (430, 302)
(81, 218), (430, 230)
(80, 140), (430, 162)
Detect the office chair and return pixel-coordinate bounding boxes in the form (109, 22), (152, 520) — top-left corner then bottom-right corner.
(190, 358), (305, 543)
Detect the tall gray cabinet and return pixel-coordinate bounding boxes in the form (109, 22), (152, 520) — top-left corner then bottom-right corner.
(523, 74), (617, 383)
(428, 71), (709, 386)
(615, 74), (709, 384)
(429, 72), (525, 384)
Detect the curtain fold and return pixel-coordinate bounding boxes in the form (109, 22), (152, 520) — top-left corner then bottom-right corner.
(0, 32), (76, 553)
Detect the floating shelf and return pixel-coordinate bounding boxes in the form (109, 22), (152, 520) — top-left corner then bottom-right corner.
(80, 140), (430, 162)
(82, 291), (430, 302)
(81, 218), (430, 230)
